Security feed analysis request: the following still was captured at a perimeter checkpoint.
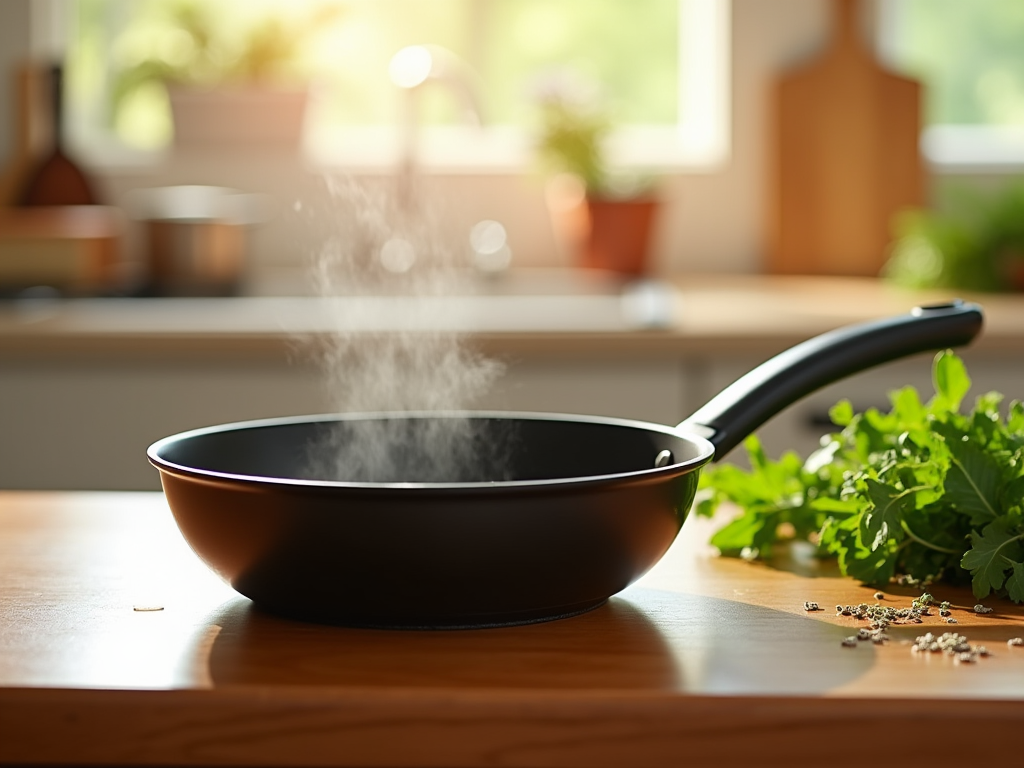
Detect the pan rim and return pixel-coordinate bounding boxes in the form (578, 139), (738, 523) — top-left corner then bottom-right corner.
(146, 410), (716, 492)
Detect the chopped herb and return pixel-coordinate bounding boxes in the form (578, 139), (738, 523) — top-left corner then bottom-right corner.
(697, 351), (1024, 604)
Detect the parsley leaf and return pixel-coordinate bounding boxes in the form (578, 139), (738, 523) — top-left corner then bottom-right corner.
(1007, 562), (1024, 604)
(961, 520), (1024, 599)
(937, 427), (1003, 525)
(861, 479), (911, 551)
(932, 349), (971, 412)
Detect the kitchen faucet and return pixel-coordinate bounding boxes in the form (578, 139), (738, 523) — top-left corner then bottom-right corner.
(382, 45), (505, 276)
(389, 44), (484, 210)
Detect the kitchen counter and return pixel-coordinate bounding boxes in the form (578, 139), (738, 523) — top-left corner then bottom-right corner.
(3, 491), (1024, 767)
(1, 273), (1021, 362)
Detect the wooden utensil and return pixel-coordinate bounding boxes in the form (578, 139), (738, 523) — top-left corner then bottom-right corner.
(767, 0), (923, 276)
(17, 64), (99, 207)
(0, 64), (48, 206)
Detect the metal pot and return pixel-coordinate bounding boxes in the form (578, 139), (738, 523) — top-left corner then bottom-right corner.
(148, 301), (982, 628)
(126, 185), (268, 296)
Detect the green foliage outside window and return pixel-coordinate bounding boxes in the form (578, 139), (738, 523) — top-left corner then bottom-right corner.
(67, 0), (680, 150)
(889, 0), (1024, 125)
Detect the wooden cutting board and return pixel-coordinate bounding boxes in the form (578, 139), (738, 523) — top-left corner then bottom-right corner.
(767, 0), (924, 276)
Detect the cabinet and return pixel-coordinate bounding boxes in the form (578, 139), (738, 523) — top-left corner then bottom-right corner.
(0, 357), (688, 490)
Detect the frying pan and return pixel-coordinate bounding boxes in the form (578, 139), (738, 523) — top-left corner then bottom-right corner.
(149, 301), (982, 628)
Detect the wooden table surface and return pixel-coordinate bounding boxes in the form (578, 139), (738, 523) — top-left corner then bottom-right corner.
(2, 491), (1024, 767)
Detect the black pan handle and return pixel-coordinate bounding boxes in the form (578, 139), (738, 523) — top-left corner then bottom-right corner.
(677, 300), (984, 459)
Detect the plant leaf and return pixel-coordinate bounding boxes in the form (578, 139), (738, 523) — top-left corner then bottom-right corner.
(1007, 562), (1024, 604)
(861, 479), (910, 551)
(841, 540), (898, 587)
(709, 512), (765, 554)
(889, 386), (925, 428)
(811, 496), (861, 514)
(936, 424), (1003, 524)
(961, 520), (1024, 599)
(829, 399), (854, 427)
(1008, 400), (1024, 435)
(932, 350), (971, 413)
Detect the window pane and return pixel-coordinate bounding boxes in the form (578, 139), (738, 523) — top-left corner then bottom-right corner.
(885, 0), (1024, 126)
(477, 0), (679, 125)
(68, 0), (681, 150)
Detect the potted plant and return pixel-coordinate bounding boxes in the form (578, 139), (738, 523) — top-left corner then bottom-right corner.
(535, 83), (659, 276)
(884, 181), (1024, 292)
(112, 3), (341, 151)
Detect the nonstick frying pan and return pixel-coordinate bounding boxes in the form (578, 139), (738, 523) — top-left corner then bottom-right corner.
(149, 301), (982, 628)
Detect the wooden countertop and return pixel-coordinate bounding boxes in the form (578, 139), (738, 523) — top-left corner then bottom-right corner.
(3, 491), (1024, 767)
(0, 274), (1021, 362)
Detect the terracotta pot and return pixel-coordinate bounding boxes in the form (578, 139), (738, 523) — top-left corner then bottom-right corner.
(582, 197), (659, 275)
(545, 176), (659, 276)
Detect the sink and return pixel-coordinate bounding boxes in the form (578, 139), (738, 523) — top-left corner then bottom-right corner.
(239, 267), (681, 332)
(243, 266), (636, 298)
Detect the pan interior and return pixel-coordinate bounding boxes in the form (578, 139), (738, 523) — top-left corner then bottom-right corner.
(155, 416), (707, 485)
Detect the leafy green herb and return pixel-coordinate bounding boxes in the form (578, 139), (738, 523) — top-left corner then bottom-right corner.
(696, 351), (1024, 602)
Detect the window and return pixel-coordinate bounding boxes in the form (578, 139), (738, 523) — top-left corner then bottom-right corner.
(66, 0), (730, 170)
(880, 0), (1024, 167)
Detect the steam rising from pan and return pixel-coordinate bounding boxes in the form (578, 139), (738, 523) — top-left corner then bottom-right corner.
(299, 177), (509, 483)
